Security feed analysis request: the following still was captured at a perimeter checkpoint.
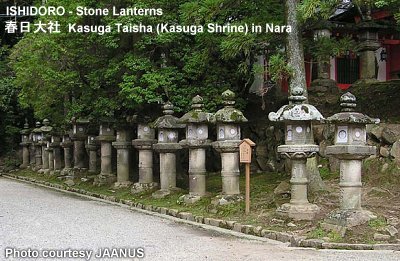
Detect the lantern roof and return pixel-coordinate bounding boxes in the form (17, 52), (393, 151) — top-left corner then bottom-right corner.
(327, 92), (380, 124)
(40, 119), (53, 133)
(152, 102), (186, 129)
(213, 90), (248, 123)
(20, 119), (30, 135)
(32, 121), (42, 134)
(180, 95), (214, 124)
(268, 87), (324, 122)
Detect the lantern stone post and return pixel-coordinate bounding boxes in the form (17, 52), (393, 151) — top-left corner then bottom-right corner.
(19, 120), (31, 169)
(325, 93), (379, 227)
(94, 119), (116, 185)
(71, 118), (89, 174)
(211, 90), (248, 204)
(152, 102), (185, 198)
(39, 119), (52, 174)
(113, 126), (133, 188)
(268, 87), (323, 220)
(31, 122), (43, 171)
(357, 21), (381, 82)
(49, 131), (62, 176)
(47, 138), (54, 174)
(131, 121), (158, 193)
(60, 132), (73, 176)
(85, 135), (98, 174)
(179, 95), (213, 203)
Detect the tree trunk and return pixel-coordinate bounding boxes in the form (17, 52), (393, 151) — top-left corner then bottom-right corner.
(285, 0), (308, 98)
(285, 0), (325, 192)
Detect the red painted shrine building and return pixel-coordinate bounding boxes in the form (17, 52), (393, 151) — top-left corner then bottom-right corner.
(251, 2), (400, 94)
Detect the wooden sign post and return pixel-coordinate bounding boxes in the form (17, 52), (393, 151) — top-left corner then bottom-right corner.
(239, 138), (256, 215)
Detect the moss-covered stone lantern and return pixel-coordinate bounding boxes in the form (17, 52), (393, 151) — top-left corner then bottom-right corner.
(48, 128), (62, 175)
(85, 135), (98, 174)
(39, 119), (53, 174)
(113, 121), (133, 188)
(212, 89), (248, 204)
(179, 95), (214, 203)
(60, 130), (73, 176)
(19, 119), (31, 169)
(31, 121), (43, 171)
(268, 87), (323, 220)
(152, 102), (185, 198)
(94, 118), (116, 185)
(71, 117), (89, 174)
(325, 92), (379, 227)
(131, 117), (158, 194)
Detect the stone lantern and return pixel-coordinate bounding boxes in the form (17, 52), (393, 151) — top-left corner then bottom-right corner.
(85, 135), (98, 174)
(49, 130), (62, 176)
(357, 21), (381, 82)
(19, 119), (31, 169)
(212, 90), (248, 204)
(94, 119), (116, 185)
(39, 119), (52, 174)
(268, 87), (324, 220)
(131, 118), (158, 194)
(71, 118), (89, 174)
(325, 92), (379, 227)
(179, 95), (213, 203)
(113, 125), (133, 188)
(152, 102), (185, 198)
(60, 131), (73, 176)
(31, 122), (43, 171)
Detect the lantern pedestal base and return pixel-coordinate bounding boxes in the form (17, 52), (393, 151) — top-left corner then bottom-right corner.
(211, 194), (243, 206)
(277, 203), (320, 220)
(180, 193), (208, 204)
(152, 187), (182, 199)
(324, 209), (377, 228)
(60, 168), (73, 177)
(113, 181), (133, 189)
(131, 182), (158, 194)
(93, 173), (117, 186)
(50, 170), (61, 176)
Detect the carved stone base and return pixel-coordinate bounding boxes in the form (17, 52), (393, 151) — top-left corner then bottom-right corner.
(180, 193), (204, 204)
(152, 187), (182, 199)
(113, 181), (133, 189)
(276, 203), (320, 220)
(211, 194), (243, 206)
(93, 174), (117, 186)
(131, 182), (158, 194)
(50, 170), (62, 176)
(324, 209), (377, 228)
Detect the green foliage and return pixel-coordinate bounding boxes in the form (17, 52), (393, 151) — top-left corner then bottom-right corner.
(268, 53), (293, 84)
(0, 45), (29, 155)
(368, 217), (387, 228)
(305, 36), (358, 62)
(10, 0), (285, 125)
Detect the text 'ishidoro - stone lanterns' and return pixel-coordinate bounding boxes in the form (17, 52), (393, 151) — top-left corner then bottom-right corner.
(19, 119), (31, 169)
(268, 87), (323, 220)
(94, 118), (116, 185)
(325, 92), (379, 227)
(179, 95), (213, 203)
(39, 119), (52, 174)
(212, 90), (248, 204)
(31, 122), (43, 171)
(152, 102), (185, 198)
(131, 118), (158, 194)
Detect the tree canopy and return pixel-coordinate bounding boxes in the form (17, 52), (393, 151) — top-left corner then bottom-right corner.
(10, 0), (285, 126)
